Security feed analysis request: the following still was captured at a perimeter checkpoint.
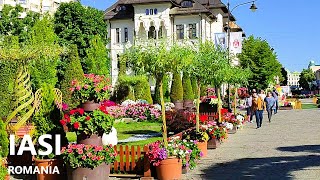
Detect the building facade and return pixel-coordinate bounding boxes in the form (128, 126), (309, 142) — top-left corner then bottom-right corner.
(308, 61), (320, 88)
(104, 0), (243, 86)
(286, 69), (300, 87)
(0, 0), (73, 16)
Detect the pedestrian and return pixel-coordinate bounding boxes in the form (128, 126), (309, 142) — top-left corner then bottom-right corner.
(264, 92), (276, 123)
(258, 90), (266, 101)
(245, 93), (253, 123)
(272, 90), (279, 114)
(251, 93), (264, 128)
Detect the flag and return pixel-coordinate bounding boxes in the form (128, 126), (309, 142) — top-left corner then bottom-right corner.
(229, 32), (243, 54)
(214, 33), (227, 49)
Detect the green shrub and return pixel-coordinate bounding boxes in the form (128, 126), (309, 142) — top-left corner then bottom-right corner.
(0, 119), (9, 158)
(191, 77), (198, 99)
(0, 165), (8, 179)
(134, 77), (153, 104)
(60, 45), (84, 108)
(183, 74), (193, 100)
(200, 85), (207, 97)
(113, 75), (152, 103)
(118, 54), (127, 77)
(85, 35), (110, 76)
(170, 72), (183, 102)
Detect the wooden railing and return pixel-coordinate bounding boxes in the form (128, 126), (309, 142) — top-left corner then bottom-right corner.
(110, 145), (151, 178)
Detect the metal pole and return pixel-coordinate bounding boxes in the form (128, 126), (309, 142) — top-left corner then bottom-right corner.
(227, 1), (231, 112)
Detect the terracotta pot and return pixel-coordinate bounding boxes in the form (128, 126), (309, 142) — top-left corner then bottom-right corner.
(197, 141), (208, 157)
(207, 138), (220, 149)
(173, 100), (184, 110)
(68, 163), (110, 180)
(35, 159), (65, 180)
(77, 133), (102, 146)
(183, 100), (194, 109)
(81, 101), (100, 112)
(156, 158), (182, 180)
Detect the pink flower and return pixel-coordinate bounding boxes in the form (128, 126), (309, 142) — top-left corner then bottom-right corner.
(84, 84), (89, 89)
(71, 80), (77, 86)
(62, 103), (68, 111)
(69, 88), (75, 92)
(61, 147), (66, 153)
(81, 155), (86, 160)
(78, 149), (83, 155)
(102, 86), (109, 91)
(76, 86), (81, 90)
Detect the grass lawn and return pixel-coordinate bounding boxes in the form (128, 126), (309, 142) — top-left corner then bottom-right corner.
(302, 104), (318, 109)
(66, 121), (163, 147)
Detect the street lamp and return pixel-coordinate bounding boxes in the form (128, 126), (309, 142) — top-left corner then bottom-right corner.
(227, 0), (257, 111)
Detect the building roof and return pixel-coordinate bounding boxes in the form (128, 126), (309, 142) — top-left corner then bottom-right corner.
(104, 0), (235, 21)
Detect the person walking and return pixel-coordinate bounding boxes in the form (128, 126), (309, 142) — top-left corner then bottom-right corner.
(272, 90), (279, 114)
(265, 92), (276, 123)
(245, 93), (253, 123)
(252, 93), (264, 128)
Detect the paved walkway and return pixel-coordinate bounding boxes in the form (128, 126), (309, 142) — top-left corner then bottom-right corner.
(184, 109), (320, 180)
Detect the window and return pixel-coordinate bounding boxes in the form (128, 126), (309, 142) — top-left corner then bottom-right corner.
(150, 9), (153, 15)
(124, 28), (128, 42)
(176, 25), (184, 39)
(43, 6), (50, 11)
(146, 9), (149, 15)
(158, 26), (163, 39)
(154, 8), (158, 15)
(188, 23), (196, 39)
(116, 28), (120, 43)
(148, 26), (156, 39)
(181, 1), (193, 8)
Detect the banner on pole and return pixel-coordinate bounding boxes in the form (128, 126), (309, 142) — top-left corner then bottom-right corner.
(229, 32), (243, 54)
(214, 33), (227, 49)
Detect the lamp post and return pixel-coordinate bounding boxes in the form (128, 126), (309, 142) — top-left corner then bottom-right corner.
(227, 0), (257, 111)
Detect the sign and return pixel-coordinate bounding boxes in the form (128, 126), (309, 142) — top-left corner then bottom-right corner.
(214, 33), (227, 49)
(229, 32), (243, 54)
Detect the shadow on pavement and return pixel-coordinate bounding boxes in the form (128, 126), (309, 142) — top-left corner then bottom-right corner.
(277, 145), (320, 153)
(199, 145), (320, 180)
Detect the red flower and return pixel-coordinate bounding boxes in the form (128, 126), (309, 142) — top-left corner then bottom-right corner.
(64, 114), (71, 122)
(200, 115), (208, 123)
(78, 108), (84, 115)
(70, 109), (76, 115)
(60, 119), (66, 126)
(85, 116), (91, 121)
(73, 122), (80, 129)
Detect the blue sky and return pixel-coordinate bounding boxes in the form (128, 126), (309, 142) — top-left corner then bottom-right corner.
(81, 0), (319, 72)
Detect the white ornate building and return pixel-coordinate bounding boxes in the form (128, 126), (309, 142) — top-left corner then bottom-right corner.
(286, 69), (300, 87)
(105, 0), (244, 86)
(0, 0), (73, 16)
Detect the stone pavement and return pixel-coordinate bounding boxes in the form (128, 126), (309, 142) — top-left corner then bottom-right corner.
(183, 109), (320, 180)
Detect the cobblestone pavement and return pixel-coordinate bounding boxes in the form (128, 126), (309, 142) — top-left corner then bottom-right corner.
(183, 109), (320, 180)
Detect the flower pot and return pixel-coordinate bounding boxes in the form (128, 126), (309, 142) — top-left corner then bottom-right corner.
(228, 126), (237, 134)
(156, 158), (182, 180)
(35, 158), (65, 180)
(183, 100), (194, 109)
(77, 133), (102, 146)
(207, 138), (220, 149)
(197, 141), (208, 157)
(173, 100), (184, 110)
(81, 101), (100, 112)
(68, 163), (110, 180)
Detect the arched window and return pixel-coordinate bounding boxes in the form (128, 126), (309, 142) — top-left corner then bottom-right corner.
(148, 26), (156, 39)
(154, 8), (158, 14)
(181, 1), (193, 8)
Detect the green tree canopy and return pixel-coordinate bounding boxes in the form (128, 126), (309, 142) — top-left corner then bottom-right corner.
(299, 68), (316, 90)
(54, 2), (108, 67)
(238, 36), (282, 90)
(280, 67), (288, 86)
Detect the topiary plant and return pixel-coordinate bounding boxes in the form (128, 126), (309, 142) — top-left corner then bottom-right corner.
(60, 45), (84, 108)
(170, 72), (183, 102)
(134, 76), (153, 104)
(182, 73), (193, 101)
(191, 77), (198, 99)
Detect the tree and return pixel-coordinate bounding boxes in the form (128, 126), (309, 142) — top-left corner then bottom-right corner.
(170, 72), (183, 102)
(280, 67), (288, 86)
(239, 36), (282, 90)
(0, 5), (39, 42)
(85, 35), (110, 76)
(54, 2), (108, 71)
(299, 68), (316, 90)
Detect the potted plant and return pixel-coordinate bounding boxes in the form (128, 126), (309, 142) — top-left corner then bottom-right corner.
(70, 74), (112, 111)
(207, 123), (228, 149)
(61, 144), (116, 180)
(183, 128), (209, 157)
(182, 74), (194, 109)
(60, 105), (114, 146)
(170, 72), (184, 110)
(146, 138), (187, 180)
(34, 153), (65, 180)
(180, 140), (202, 174)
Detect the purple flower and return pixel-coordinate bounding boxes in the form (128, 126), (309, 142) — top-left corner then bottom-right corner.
(159, 148), (167, 160)
(185, 162), (190, 167)
(199, 151), (204, 157)
(62, 103), (69, 111)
